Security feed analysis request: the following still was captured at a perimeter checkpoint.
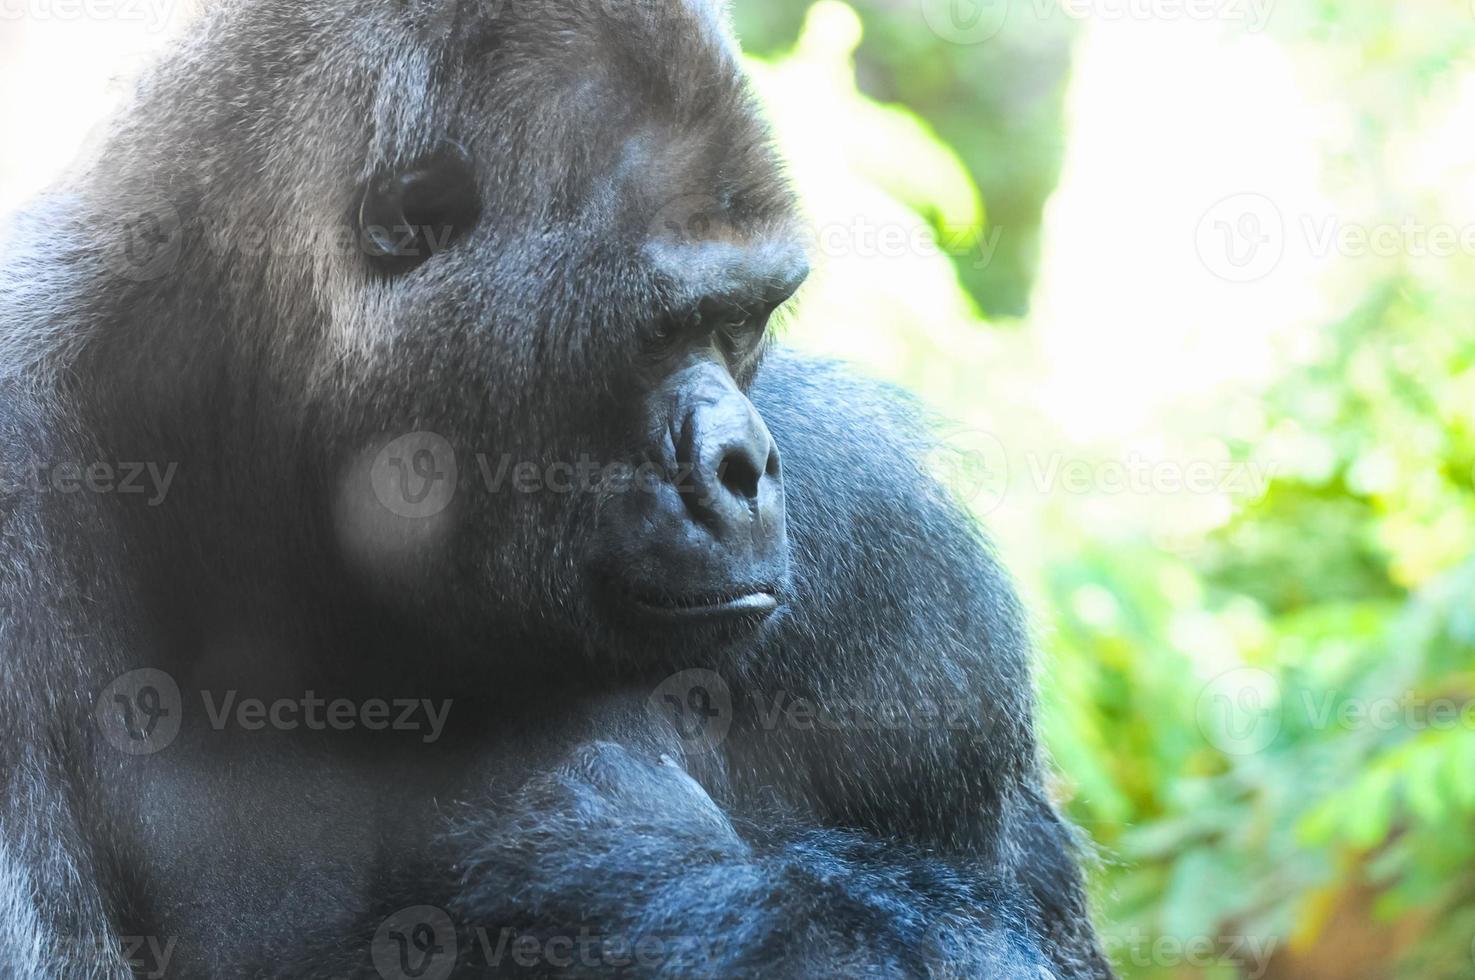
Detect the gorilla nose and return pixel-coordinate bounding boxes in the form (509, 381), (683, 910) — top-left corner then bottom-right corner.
(675, 386), (782, 540)
(593, 355), (790, 631)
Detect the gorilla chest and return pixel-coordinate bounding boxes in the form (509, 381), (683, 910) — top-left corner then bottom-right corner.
(115, 731), (486, 972)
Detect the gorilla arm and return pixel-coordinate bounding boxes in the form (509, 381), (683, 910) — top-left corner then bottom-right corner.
(258, 687), (1053, 980)
(439, 737), (1052, 980)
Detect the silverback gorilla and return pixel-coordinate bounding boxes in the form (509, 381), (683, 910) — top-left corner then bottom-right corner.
(0, 0), (1113, 977)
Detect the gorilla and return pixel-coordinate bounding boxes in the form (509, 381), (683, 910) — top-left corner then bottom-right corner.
(0, 0), (1112, 977)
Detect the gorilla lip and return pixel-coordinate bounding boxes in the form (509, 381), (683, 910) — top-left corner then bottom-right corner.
(625, 585), (780, 624)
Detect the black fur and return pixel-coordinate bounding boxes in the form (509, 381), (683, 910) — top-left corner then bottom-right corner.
(0, 0), (1111, 977)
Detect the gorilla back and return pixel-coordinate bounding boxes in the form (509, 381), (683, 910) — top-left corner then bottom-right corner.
(0, 0), (1111, 976)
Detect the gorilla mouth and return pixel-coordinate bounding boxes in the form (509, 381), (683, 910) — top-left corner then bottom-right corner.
(621, 583), (781, 625)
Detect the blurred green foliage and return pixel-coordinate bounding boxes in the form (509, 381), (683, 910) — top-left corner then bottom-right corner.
(741, 3), (1475, 977)
(735, 0), (1076, 318)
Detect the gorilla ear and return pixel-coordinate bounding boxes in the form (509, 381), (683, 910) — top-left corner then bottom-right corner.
(358, 140), (481, 273)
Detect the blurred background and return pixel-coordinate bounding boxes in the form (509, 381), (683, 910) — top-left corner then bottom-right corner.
(4, 1), (1475, 977)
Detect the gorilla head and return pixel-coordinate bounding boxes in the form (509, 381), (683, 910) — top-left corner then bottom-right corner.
(78, 0), (809, 668)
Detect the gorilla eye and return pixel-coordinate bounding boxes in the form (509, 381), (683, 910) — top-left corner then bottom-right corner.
(358, 140), (481, 273)
(692, 294), (765, 358)
(718, 314), (767, 361)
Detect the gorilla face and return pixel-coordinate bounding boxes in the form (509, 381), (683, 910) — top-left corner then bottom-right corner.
(302, 0), (808, 660)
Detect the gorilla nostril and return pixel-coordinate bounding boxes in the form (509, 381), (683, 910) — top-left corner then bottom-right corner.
(765, 449), (780, 479)
(718, 447), (762, 502)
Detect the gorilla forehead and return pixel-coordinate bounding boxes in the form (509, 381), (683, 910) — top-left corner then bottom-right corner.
(404, 0), (772, 195)
(173, 0), (772, 194)
(381, 0), (752, 130)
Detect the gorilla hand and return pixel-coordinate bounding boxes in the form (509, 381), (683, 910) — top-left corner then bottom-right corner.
(443, 742), (1053, 979)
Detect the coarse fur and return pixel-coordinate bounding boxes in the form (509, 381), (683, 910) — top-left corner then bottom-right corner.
(0, 0), (1113, 976)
